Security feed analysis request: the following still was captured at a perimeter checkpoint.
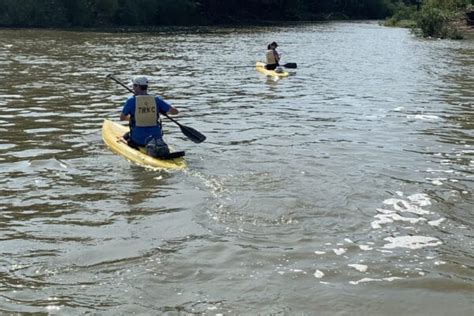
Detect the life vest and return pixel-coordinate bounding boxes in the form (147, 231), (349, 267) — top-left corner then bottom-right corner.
(266, 49), (278, 64)
(134, 95), (158, 127)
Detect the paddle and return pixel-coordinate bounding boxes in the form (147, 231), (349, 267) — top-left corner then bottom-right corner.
(237, 62), (297, 69)
(281, 63), (297, 69)
(106, 74), (206, 144)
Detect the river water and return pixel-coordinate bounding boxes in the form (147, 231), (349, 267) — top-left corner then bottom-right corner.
(0, 22), (473, 315)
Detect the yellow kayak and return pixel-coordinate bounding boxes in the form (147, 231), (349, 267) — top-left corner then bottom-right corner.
(101, 119), (186, 170)
(255, 62), (289, 78)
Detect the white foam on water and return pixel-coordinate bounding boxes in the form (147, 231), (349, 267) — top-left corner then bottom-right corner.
(46, 306), (61, 311)
(383, 197), (431, 215)
(407, 193), (431, 206)
(407, 114), (441, 121)
(426, 168), (454, 174)
(383, 236), (442, 250)
(371, 217), (391, 229)
(371, 190), (447, 229)
(349, 276), (404, 285)
(376, 208), (395, 214)
(348, 264), (368, 272)
(359, 245), (373, 251)
(333, 248), (346, 255)
(428, 218), (445, 226)
(371, 213), (427, 229)
(290, 269), (306, 274)
(314, 251), (326, 255)
(383, 198), (403, 205)
(429, 178), (444, 185)
(398, 202), (430, 215)
(314, 270), (324, 278)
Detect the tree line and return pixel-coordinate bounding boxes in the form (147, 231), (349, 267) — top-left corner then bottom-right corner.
(1, 0), (471, 39)
(0, 0), (422, 27)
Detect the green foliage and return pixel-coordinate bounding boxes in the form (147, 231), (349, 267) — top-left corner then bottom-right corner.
(423, 0), (470, 11)
(415, 0), (468, 39)
(385, 0), (469, 38)
(347, 0), (394, 19)
(155, 0), (200, 25)
(111, 0), (199, 26)
(391, 1), (417, 20)
(382, 1), (419, 27)
(417, 6), (449, 37)
(0, 0), (67, 27)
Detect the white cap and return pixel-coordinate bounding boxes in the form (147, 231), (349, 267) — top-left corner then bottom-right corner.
(132, 76), (148, 86)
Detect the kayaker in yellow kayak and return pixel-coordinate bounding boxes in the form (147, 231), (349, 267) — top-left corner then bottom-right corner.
(265, 41), (281, 71)
(120, 76), (179, 157)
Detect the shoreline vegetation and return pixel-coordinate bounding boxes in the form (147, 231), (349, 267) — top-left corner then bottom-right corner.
(383, 0), (474, 39)
(0, 0), (472, 39)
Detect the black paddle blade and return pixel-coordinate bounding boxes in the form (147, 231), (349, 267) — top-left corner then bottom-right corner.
(180, 125), (206, 143)
(161, 151), (186, 160)
(283, 63), (297, 69)
(161, 113), (206, 144)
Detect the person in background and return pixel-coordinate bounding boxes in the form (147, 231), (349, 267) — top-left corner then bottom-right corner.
(265, 41), (281, 70)
(120, 76), (178, 157)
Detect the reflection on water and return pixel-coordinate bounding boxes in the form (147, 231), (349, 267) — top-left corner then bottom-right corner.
(0, 22), (473, 314)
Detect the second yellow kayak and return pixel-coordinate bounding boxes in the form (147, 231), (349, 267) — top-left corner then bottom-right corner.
(255, 62), (289, 78)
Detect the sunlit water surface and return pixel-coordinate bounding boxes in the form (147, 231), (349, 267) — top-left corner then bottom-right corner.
(0, 22), (473, 314)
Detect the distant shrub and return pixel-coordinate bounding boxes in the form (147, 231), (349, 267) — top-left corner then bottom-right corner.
(423, 0), (470, 11)
(416, 5), (463, 38)
(417, 6), (447, 36)
(382, 1), (418, 28)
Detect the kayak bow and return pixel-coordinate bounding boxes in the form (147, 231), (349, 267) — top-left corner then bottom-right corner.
(255, 62), (289, 78)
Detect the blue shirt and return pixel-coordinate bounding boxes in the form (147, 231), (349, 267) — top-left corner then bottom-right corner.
(122, 95), (171, 146)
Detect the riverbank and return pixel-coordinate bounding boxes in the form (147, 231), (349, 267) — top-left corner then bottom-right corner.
(384, 6), (474, 40)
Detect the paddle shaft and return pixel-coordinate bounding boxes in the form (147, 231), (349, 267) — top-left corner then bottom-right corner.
(236, 62), (297, 68)
(107, 74), (134, 94)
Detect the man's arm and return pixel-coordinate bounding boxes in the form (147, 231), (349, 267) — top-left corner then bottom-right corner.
(274, 50), (280, 63)
(121, 99), (131, 121)
(157, 96), (178, 115)
(120, 113), (129, 121)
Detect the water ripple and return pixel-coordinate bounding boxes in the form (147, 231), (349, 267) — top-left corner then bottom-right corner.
(0, 22), (472, 314)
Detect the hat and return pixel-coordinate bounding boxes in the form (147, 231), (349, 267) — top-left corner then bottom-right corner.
(132, 76), (148, 86)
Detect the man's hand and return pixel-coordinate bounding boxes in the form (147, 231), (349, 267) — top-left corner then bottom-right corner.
(168, 107), (179, 115)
